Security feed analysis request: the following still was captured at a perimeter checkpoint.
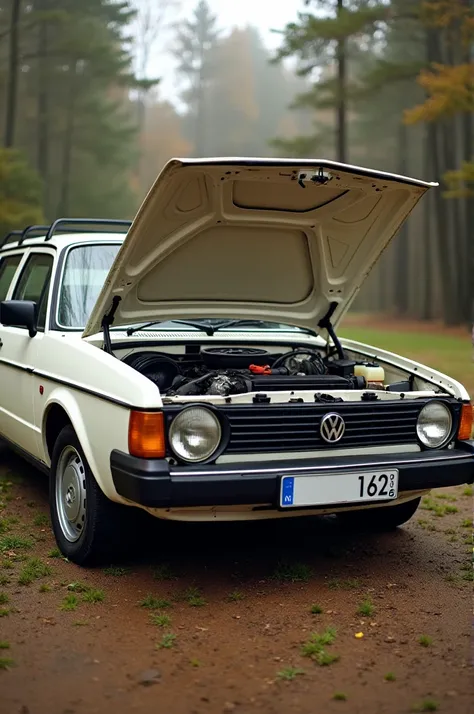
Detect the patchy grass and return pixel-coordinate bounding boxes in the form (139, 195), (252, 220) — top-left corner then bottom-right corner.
(0, 608), (10, 617)
(190, 658), (201, 668)
(103, 566), (131, 577)
(0, 535), (33, 552)
(60, 594), (79, 611)
(1, 560), (13, 570)
(18, 558), (52, 585)
(82, 588), (104, 603)
(302, 627), (339, 666)
(0, 657), (15, 670)
(0, 641), (10, 649)
(462, 486), (473, 497)
(152, 564), (177, 581)
(333, 692), (347, 701)
(328, 578), (360, 590)
(0, 575), (8, 586)
(227, 590), (245, 602)
(156, 633), (176, 649)
(273, 560), (312, 584)
(39, 583), (51, 593)
(0, 592), (9, 605)
(182, 586), (206, 608)
(434, 493), (457, 502)
(276, 667), (305, 681)
(150, 613), (171, 628)
(412, 699), (439, 712)
(47, 548), (62, 559)
(384, 672), (396, 682)
(310, 604), (323, 615)
(357, 598), (374, 617)
(418, 635), (432, 648)
(461, 518), (472, 528)
(33, 514), (49, 527)
(140, 594), (172, 610)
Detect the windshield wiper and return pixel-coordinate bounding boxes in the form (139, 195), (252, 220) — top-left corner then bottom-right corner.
(212, 319), (317, 336)
(126, 320), (217, 337)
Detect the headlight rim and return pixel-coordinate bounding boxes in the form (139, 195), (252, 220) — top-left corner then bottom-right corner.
(167, 404), (229, 464)
(416, 399), (454, 450)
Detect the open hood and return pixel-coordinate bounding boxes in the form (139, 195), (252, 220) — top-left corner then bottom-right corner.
(82, 158), (436, 339)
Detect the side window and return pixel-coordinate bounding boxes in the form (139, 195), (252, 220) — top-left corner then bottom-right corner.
(0, 254), (22, 301)
(12, 254), (54, 331)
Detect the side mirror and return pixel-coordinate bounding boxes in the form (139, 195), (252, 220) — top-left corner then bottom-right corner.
(0, 300), (38, 337)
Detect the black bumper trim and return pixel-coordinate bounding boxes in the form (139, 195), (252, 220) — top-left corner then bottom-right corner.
(110, 442), (474, 509)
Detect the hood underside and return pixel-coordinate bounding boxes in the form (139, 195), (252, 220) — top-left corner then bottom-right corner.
(83, 158), (435, 338)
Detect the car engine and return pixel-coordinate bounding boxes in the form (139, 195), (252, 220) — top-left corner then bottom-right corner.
(122, 346), (369, 397)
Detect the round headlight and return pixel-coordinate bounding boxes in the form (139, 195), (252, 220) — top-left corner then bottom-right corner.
(169, 407), (222, 462)
(416, 401), (452, 448)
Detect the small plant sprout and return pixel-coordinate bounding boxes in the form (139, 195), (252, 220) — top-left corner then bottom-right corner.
(418, 635), (432, 647)
(18, 558), (52, 585)
(227, 590), (245, 602)
(462, 486), (472, 497)
(184, 586), (206, 607)
(302, 627), (339, 666)
(190, 658), (201, 667)
(310, 604), (323, 615)
(140, 595), (172, 610)
(33, 514), (49, 527)
(276, 667), (305, 681)
(82, 588), (104, 603)
(328, 578), (360, 590)
(384, 672), (396, 682)
(157, 633), (176, 649)
(0, 641), (10, 649)
(48, 548), (61, 558)
(0, 592), (9, 605)
(333, 692), (347, 701)
(150, 613), (171, 628)
(0, 657), (15, 670)
(103, 566), (131, 577)
(357, 598), (374, 617)
(412, 699), (439, 712)
(60, 594), (78, 611)
(273, 560), (312, 583)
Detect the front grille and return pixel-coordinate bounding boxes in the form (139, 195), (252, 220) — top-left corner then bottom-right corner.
(217, 399), (443, 454)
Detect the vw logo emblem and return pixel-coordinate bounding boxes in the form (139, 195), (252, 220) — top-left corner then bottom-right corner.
(320, 412), (345, 443)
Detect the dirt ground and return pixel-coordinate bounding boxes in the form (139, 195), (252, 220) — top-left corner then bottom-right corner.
(0, 452), (472, 714)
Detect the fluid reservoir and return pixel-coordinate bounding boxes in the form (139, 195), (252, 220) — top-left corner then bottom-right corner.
(354, 362), (385, 388)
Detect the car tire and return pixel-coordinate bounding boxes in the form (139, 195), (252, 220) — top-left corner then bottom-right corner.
(337, 496), (421, 531)
(50, 425), (131, 565)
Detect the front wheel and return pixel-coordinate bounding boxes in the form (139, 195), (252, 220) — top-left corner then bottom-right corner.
(337, 497), (421, 532)
(50, 425), (130, 565)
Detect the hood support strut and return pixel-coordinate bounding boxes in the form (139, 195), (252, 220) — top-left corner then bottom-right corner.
(101, 295), (121, 355)
(318, 302), (345, 360)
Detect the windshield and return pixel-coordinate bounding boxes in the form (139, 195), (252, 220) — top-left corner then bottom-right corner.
(57, 243), (121, 328)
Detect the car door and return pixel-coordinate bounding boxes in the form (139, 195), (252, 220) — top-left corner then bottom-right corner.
(0, 250), (54, 455)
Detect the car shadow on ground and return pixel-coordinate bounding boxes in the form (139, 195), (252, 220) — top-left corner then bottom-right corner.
(2, 449), (418, 587)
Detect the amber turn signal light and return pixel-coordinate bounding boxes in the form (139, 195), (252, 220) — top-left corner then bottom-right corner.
(457, 402), (473, 441)
(128, 411), (166, 458)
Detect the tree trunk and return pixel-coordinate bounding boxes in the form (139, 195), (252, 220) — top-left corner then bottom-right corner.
(37, 2), (50, 213)
(4, 0), (21, 148)
(57, 63), (78, 216)
(394, 121), (409, 314)
(335, 0), (347, 162)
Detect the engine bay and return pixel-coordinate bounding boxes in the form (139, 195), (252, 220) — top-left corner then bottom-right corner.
(121, 345), (402, 398)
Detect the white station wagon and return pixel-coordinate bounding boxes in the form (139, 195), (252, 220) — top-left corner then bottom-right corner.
(0, 158), (472, 565)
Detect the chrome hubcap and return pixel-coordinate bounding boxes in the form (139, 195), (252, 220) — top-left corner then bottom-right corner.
(55, 446), (87, 542)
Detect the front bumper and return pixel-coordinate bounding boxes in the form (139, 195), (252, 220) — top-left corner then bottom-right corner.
(110, 441), (474, 509)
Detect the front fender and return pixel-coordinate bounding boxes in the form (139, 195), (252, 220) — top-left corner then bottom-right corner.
(41, 387), (130, 502)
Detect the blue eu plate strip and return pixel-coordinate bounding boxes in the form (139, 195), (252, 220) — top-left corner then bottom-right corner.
(281, 477), (295, 507)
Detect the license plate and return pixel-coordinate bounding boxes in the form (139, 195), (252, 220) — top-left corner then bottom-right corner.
(280, 470), (399, 508)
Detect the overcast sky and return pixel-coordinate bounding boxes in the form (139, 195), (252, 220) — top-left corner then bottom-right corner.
(143, 0), (303, 104)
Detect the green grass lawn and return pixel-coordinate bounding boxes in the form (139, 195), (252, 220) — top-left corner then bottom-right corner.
(339, 326), (473, 399)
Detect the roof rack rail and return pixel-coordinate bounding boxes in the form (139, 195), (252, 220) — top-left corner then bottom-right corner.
(0, 230), (23, 249)
(18, 224), (50, 246)
(44, 218), (132, 242)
